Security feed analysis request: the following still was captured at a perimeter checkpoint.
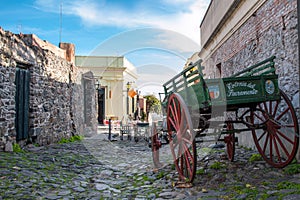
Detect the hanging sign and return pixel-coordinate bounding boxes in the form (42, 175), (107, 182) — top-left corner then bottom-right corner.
(128, 89), (137, 98)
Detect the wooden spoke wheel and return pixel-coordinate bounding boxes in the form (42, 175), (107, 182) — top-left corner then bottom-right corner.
(224, 121), (235, 162)
(167, 93), (196, 183)
(151, 122), (163, 168)
(251, 90), (299, 168)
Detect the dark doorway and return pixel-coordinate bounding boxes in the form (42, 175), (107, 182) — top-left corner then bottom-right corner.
(97, 88), (105, 124)
(15, 67), (30, 141)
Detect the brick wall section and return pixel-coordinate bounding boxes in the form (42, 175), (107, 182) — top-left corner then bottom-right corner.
(203, 0), (299, 117)
(201, 0), (299, 150)
(0, 28), (97, 150)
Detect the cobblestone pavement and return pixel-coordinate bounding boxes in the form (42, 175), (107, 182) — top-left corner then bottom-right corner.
(1, 131), (300, 199)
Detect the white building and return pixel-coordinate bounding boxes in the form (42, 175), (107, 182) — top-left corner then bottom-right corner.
(75, 56), (138, 124)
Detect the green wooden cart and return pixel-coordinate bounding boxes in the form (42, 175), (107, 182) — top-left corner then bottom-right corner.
(151, 56), (299, 184)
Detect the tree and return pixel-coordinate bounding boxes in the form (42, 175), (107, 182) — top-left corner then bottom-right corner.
(144, 95), (161, 114)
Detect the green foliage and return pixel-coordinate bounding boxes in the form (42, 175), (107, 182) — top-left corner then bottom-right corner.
(156, 171), (165, 179)
(239, 188), (259, 199)
(261, 181), (271, 186)
(242, 146), (252, 151)
(249, 154), (262, 163)
(196, 168), (205, 175)
(58, 138), (69, 144)
(277, 181), (300, 190)
(144, 95), (161, 113)
(58, 135), (84, 144)
(142, 175), (149, 181)
(259, 193), (272, 200)
(144, 95), (160, 105)
(70, 135), (84, 142)
(198, 147), (213, 154)
(13, 143), (24, 153)
(284, 163), (300, 175)
(229, 184), (259, 199)
(210, 161), (225, 170)
(140, 110), (147, 121)
(171, 164), (175, 170)
(140, 175), (153, 182)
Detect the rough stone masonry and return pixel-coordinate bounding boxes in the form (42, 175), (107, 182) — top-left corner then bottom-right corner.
(0, 27), (97, 151)
(204, 0), (299, 116)
(199, 0), (299, 158)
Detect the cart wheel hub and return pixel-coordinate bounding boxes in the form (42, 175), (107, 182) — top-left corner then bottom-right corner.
(266, 118), (281, 134)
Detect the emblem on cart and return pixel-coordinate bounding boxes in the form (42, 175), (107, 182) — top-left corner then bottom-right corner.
(265, 80), (275, 94)
(208, 85), (220, 99)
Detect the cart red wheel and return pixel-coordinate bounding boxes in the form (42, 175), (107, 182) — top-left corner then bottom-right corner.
(151, 122), (163, 168)
(224, 121), (235, 162)
(251, 90), (299, 168)
(167, 93), (196, 183)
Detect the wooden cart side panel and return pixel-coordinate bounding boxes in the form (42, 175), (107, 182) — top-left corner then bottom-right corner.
(162, 56), (280, 110)
(225, 75), (280, 105)
(163, 59), (211, 110)
(177, 80), (211, 110)
(206, 75), (280, 107)
(232, 56), (276, 77)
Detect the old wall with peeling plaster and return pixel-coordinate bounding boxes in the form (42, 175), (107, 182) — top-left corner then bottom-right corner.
(0, 28), (97, 150)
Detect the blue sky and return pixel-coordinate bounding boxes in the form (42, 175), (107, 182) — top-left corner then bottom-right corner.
(0, 0), (210, 95)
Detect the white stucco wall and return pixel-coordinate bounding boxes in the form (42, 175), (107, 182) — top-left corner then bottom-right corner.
(75, 56), (138, 121)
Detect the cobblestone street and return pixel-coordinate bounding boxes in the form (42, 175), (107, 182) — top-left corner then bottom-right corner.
(1, 129), (300, 200)
(0, 0), (299, 200)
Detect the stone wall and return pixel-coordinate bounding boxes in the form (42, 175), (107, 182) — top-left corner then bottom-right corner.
(0, 28), (97, 150)
(201, 0), (299, 149)
(0, 64), (15, 141)
(204, 0), (299, 101)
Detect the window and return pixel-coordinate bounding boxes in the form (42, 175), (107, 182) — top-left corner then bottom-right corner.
(216, 63), (222, 78)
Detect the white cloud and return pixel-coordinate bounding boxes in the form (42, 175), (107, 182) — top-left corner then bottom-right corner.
(155, 30), (200, 56)
(88, 28), (199, 63)
(32, 0), (209, 95)
(34, 0), (210, 44)
(70, 2), (100, 23)
(136, 63), (178, 93)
